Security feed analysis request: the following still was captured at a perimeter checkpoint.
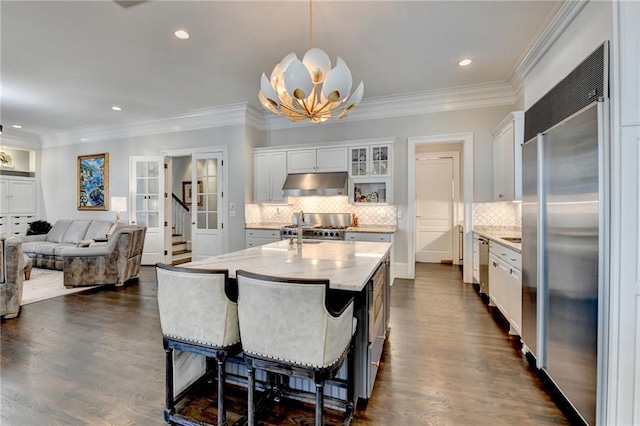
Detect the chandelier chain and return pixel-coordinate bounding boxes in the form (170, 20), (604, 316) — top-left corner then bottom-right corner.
(309, 0), (313, 50)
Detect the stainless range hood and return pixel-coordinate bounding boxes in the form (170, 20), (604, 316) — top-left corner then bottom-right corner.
(281, 172), (348, 197)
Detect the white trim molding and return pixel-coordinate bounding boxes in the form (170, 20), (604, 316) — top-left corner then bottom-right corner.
(40, 103), (251, 148)
(515, 0), (590, 79)
(266, 82), (518, 131)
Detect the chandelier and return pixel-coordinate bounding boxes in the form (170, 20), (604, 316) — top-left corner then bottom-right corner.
(257, 0), (364, 124)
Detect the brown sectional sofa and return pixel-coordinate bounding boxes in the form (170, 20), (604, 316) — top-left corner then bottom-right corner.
(22, 219), (114, 270)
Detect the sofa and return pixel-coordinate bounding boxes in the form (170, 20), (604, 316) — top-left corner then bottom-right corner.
(1, 236), (26, 319)
(22, 219), (114, 270)
(62, 225), (146, 288)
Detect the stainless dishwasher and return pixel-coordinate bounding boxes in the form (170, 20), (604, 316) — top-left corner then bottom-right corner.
(474, 236), (490, 296)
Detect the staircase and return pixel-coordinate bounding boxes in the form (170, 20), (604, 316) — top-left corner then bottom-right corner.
(171, 231), (192, 265)
(171, 193), (192, 265)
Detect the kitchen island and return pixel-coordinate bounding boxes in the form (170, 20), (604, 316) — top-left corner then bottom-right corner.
(185, 239), (392, 402)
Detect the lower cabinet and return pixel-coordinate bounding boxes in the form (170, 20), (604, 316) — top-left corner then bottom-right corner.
(344, 232), (391, 242)
(488, 241), (522, 335)
(245, 229), (280, 248)
(0, 214), (36, 236)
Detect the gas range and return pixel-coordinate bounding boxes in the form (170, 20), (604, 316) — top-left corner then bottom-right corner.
(280, 212), (351, 241)
(280, 225), (348, 240)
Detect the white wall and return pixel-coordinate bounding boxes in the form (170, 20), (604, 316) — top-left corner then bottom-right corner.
(39, 124), (255, 253)
(171, 156), (191, 201)
(267, 105), (515, 277)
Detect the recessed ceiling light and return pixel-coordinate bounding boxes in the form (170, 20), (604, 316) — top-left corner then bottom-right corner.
(174, 30), (189, 40)
(112, 106), (122, 111)
(81, 138), (88, 142)
(12, 125), (22, 129)
(458, 59), (472, 67)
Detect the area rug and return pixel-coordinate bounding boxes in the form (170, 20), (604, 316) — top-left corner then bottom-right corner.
(21, 268), (98, 305)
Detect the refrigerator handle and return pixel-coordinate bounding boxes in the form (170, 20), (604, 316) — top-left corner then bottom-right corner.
(536, 132), (547, 370)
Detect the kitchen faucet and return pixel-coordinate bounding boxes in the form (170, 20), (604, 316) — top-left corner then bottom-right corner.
(297, 210), (304, 245)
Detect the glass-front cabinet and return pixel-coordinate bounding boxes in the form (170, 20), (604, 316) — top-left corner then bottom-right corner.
(349, 144), (391, 177)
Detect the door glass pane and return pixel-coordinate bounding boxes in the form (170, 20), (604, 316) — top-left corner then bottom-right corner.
(136, 195), (147, 210)
(206, 177), (217, 194)
(148, 212), (159, 228)
(197, 212), (206, 228)
(196, 159), (206, 176)
(148, 179), (159, 194)
(206, 159), (218, 175)
(207, 196), (218, 211)
(209, 213), (218, 230)
(137, 179), (148, 193)
(148, 162), (159, 177)
(137, 162), (147, 177)
(137, 212), (147, 227)
(148, 196), (159, 212)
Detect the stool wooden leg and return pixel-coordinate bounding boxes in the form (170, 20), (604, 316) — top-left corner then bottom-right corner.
(315, 381), (324, 426)
(217, 354), (227, 426)
(164, 345), (175, 423)
(24, 269), (31, 280)
(247, 359), (256, 426)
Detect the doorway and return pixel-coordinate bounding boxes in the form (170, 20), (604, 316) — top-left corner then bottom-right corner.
(415, 152), (460, 263)
(407, 133), (474, 282)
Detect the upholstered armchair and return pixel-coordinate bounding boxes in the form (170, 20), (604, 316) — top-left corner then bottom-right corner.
(1, 236), (26, 319)
(156, 264), (241, 426)
(61, 225), (146, 288)
(236, 270), (357, 426)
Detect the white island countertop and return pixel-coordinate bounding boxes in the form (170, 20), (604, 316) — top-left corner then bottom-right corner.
(185, 240), (392, 292)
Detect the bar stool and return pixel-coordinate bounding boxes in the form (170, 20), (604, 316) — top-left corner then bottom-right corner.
(236, 270), (357, 426)
(156, 264), (241, 426)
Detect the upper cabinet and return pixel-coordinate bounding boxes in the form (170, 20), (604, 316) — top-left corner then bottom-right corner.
(254, 151), (287, 203)
(349, 143), (392, 178)
(287, 147), (348, 174)
(492, 111), (524, 202)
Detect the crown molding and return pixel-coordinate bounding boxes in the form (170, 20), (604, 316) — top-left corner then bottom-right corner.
(264, 81), (518, 131)
(39, 81), (520, 146)
(515, 0), (589, 79)
(0, 133), (41, 149)
(40, 103), (250, 148)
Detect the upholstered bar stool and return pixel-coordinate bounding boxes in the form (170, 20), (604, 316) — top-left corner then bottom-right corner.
(236, 270), (357, 426)
(156, 264), (241, 426)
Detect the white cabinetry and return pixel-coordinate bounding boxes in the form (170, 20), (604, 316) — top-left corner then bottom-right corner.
(472, 238), (480, 284)
(245, 229), (281, 248)
(492, 111), (524, 202)
(287, 147), (347, 173)
(344, 232), (391, 242)
(254, 151), (287, 203)
(488, 241), (521, 335)
(0, 177), (37, 236)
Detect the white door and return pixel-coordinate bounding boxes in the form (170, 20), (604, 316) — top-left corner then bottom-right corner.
(130, 156), (166, 265)
(191, 152), (225, 260)
(415, 157), (454, 263)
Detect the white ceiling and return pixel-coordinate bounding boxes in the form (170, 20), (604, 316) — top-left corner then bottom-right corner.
(1, 0), (561, 140)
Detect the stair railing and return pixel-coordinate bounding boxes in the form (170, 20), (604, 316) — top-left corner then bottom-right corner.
(172, 194), (191, 244)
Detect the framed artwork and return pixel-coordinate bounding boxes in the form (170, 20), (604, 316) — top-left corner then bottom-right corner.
(182, 181), (203, 206)
(78, 153), (109, 210)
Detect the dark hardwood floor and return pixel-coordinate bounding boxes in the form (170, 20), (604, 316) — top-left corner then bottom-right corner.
(1, 263), (569, 425)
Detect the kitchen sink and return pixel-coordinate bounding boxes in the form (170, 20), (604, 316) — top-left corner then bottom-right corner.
(501, 236), (522, 243)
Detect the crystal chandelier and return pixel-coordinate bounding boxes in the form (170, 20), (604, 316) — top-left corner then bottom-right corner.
(257, 1), (364, 123)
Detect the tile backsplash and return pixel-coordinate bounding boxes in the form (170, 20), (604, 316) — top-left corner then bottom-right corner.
(473, 202), (521, 227)
(246, 196), (397, 226)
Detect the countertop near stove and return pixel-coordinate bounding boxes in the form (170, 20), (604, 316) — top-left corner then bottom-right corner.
(346, 225), (396, 233)
(185, 240), (392, 292)
(245, 223), (397, 234)
(245, 222), (287, 230)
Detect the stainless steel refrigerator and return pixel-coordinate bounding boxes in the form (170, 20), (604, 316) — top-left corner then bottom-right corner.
(521, 99), (606, 426)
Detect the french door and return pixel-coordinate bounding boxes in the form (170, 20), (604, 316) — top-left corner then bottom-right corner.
(191, 152), (225, 259)
(130, 156), (166, 265)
